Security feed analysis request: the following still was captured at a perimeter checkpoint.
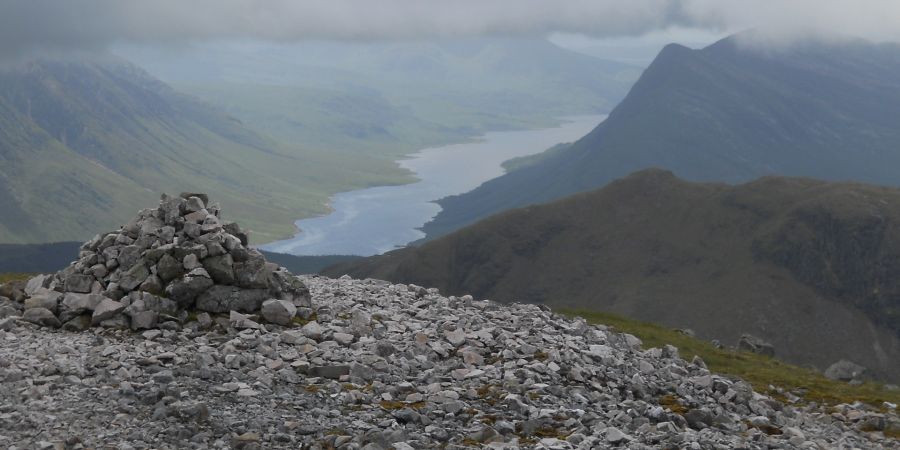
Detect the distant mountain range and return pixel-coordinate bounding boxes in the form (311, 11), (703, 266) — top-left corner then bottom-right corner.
(0, 38), (638, 245)
(128, 37), (639, 160)
(326, 170), (900, 382)
(421, 34), (900, 239)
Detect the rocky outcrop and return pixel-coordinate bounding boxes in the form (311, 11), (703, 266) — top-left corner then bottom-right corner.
(3, 193), (309, 330)
(738, 334), (776, 357)
(0, 276), (897, 448)
(826, 360), (869, 383)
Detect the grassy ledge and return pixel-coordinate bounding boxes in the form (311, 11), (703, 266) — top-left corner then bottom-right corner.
(0, 273), (35, 284)
(559, 308), (900, 409)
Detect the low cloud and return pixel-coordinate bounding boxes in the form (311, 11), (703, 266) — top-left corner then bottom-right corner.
(1, 0), (898, 60)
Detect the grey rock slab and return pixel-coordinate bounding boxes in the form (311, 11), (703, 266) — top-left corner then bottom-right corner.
(24, 290), (63, 313)
(234, 257), (270, 289)
(62, 315), (92, 331)
(61, 293), (103, 314)
(301, 321), (324, 340)
(605, 427), (628, 444)
(260, 299), (296, 326)
(332, 332), (354, 346)
(229, 311), (261, 330)
(0, 317), (16, 331)
(139, 274), (164, 295)
(23, 307), (61, 327)
(164, 271), (213, 307)
(91, 299), (126, 325)
(443, 329), (466, 347)
(202, 254), (235, 285)
(156, 254), (184, 283)
(117, 245), (142, 270)
(118, 263), (150, 291)
(24, 274), (50, 295)
(65, 274), (94, 293)
(131, 311), (159, 330)
(183, 195), (206, 213)
(195, 285), (268, 313)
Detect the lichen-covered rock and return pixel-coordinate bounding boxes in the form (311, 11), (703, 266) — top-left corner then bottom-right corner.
(164, 269), (214, 307)
(202, 254), (235, 285)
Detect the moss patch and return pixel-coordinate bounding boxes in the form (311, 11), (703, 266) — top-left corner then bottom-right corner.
(0, 273), (35, 284)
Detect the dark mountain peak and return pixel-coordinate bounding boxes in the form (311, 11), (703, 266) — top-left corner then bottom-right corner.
(607, 168), (684, 191)
(421, 31), (900, 241)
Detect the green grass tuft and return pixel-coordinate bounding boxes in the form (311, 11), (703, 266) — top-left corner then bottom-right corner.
(0, 273), (35, 284)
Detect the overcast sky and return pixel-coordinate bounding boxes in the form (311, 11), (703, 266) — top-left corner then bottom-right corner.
(2, 0), (899, 60)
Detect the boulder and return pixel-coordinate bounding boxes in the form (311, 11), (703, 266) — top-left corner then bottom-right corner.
(118, 263), (150, 291)
(156, 254), (184, 282)
(24, 289), (63, 313)
(825, 360), (868, 382)
(62, 315), (93, 332)
(24, 274), (51, 295)
(65, 274), (94, 293)
(181, 192), (209, 208)
(203, 254), (235, 285)
(23, 308), (61, 327)
(737, 334), (775, 357)
(131, 310), (159, 330)
(139, 275), (164, 295)
(117, 245), (143, 270)
(92, 299), (126, 325)
(234, 256), (270, 289)
(260, 299), (297, 325)
(229, 311), (261, 330)
(60, 293), (104, 321)
(164, 269), (214, 307)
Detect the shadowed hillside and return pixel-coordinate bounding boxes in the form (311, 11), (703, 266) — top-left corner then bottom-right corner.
(421, 34), (900, 239)
(326, 170), (900, 382)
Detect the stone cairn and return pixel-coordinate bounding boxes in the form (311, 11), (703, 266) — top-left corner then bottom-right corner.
(7, 193), (310, 331)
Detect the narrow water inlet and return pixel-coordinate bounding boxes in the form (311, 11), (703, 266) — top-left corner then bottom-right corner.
(261, 115), (605, 256)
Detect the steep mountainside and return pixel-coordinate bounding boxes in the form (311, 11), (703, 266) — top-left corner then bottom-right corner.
(326, 170), (900, 382)
(421, 35), (900, 239)
(0, 58), (395, 243)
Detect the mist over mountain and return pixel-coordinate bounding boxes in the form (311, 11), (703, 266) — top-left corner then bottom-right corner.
(326, 169), (900, 382)
(421, 34), (900, 239)
(124, 38), (639, 158)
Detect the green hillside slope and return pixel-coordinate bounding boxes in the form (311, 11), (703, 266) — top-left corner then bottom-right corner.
(0, 58), (411, 243)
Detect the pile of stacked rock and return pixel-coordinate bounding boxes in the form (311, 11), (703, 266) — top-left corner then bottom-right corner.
(3, 193), (309, 331)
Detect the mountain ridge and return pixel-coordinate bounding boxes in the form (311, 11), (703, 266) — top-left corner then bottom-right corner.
(420, 34), (900, 240)
(326, 169), (900, 382)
